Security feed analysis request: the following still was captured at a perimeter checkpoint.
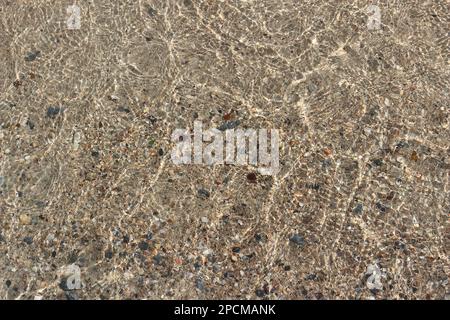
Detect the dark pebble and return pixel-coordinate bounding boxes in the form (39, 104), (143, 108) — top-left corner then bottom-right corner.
(26, 119), (35, 130)
(147, 6), (157, 17)
(105, 250), (113, 259)
(193, 261), (201, 270)
(284, 265), (291, 271)
(396, 141), (409, 149)
(223, 271), (234, 278)
(232, 246), (241, 253)
(353, 203), (363, 214)
(305, 273), (317, 280)
(306, 183), (320, 191)
(123, 235), (130, 244)
(372, 159), (383, 166)
(153, 254), (163, 265)
(158, 148), (164, 156)
(255, 289), (265, 297)
(146, 232), (153, 240)
(394, 240), (406, 250)
(195, 278), (205, 291)
(254, 233), (266, 243)
(218, 120), (240, 131)
(197, 188), (210, 199)
(376, 202), (387, 213)
(91, 150), (99, 157)
(138, 241), (149, 251)
(23, 236), (33, 245)
(25, 50), (41, 62)
(5, 280), (11, 287)
(117, 106), (130, 113)
(65, 291), (79, 300)
(46, 106), (61, 118)
(59, 277), (70, 291)
(322, 159), (332, 168)
(289, 234), (305, 247)
(246, 172), (257, 183)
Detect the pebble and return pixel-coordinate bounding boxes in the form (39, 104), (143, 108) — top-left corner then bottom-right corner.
(153, 254), (163, 265)
(19, 214), (32, 225)
(195, 278), (205, 291)
(46, 106), (61, 118)
(26, 119), (35, 130)
(376, 202), (387, 213)
(25, 50), (40, 62)
(105, 250), (113, 259)
(197, 188), (210, 199)
(254, 233), (266, 243)
(353, 203), (363, 214)
(117, 106), (130, 113)
(255, 289), (265, 297)
(23, 236), (33, 245)
(201, 217), (209, 223)
(147, 6), (157, 17)
(72, 132), (81, 150)
(138, 241), (149, 251)
(372, 159), (383, 166)
(366, 262), (384, 291)
(218, 120), (240, 131)
(232, 246), (241, 253)
(289, 234), (305, 247)
(246, 172), (257, 183)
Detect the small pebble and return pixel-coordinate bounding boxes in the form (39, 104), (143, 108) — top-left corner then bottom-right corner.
(232, 246), (241, 253)
(138, 241), (149, 251)
(25, 50), (40, 62)
(46, 106), (61, 118)
(218, 120), (240, 131)
(289, 234), (305, 247)
(376, 202), (387, 213)
(353, 203), (363, 214)
(153, 254), (163, 265)
(105, 250), (113, 259)
(147, 6), (157, 17)
(72, 132), (81, 150)
(117, 106), (130, 113)
(23, 236), (33, 245)
(255, 289), (265, 297)
(197, 188), (210, 199)
(195, 278), (205, 291)
(19, 214), (32, 225)
(201, 217), (209, 223)
(246, 172), (257, 183)
(254, 233), (266, 243)
(372, 159), (383, 166)
(26, 119), (35, 130)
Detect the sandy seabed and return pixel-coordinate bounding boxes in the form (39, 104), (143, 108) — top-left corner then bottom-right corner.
(0, 0), (448, 300)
